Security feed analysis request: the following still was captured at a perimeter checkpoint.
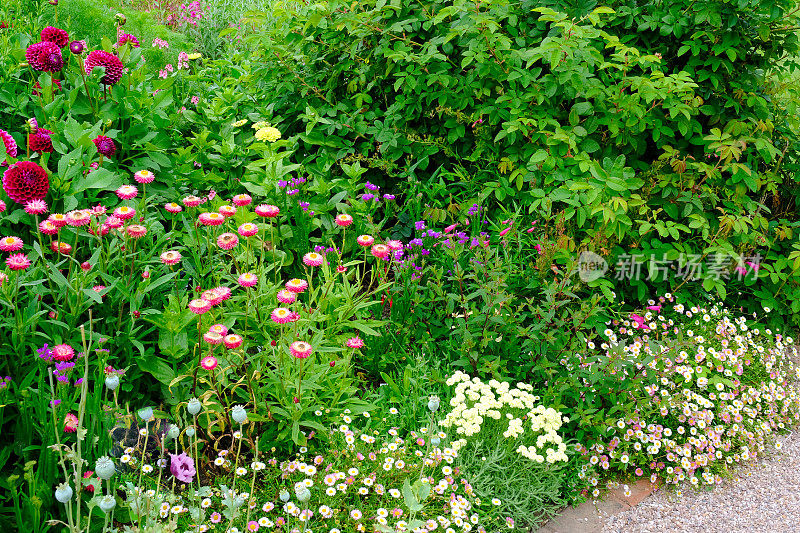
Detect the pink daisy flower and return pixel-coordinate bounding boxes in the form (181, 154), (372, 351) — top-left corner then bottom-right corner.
(346, 336), (365, 349)
(126, 225), (147, 239)
(182, 195), (203, 207)
(164, 202), (182, 213)
(48, 213), (67, 227)
(208, 324), (228, 335)
(386, 240), (403, 251)
(200, 356), (218, 370)
(160, 250), (182, 265)
(276, 289), (296, 304)
(356, 235), (374, 247)
(91, 204), (107, 217)
(65, 210), (92, 226)
(92, 285), (106, 298)
(115, 185), (138, 200)
(303, 252), (324, 267)
(255, 204), (279, 218)
(134, 170), (154, 184)
(285, 278), (308, 294)
(237, 223), (258, 237)
(224, 334), (243, 349)
(210, 512), (222, 523)
(217, 233), (239, 250)
(232, 194), (252, 207)
(51, 241), (72, 254)
(52, 344), (75, 361)
(271, 308), (293, 324)
(64, 412), (79, 433)
(335, 214), (353, 227)
(198, 212), (225, 226)
(219, 205), (237, 218)
(104, 215), (124, 229)
(201, 286), (231, 306)
(24, 199), (48, 215)
(370, 244), (390, 259)
(6, 253), (30, 270)
(203, 332), (224, 345)
(0, 236), (23, 252)
(39, 220), (59, 235)
(237, 272), (258, 288)
(113, 206), (136, 220)
(188, 299), (212, 314)
(290, 341), (313, 359)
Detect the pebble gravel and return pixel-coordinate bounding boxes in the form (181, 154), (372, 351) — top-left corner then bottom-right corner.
(602, 431), (800, 533)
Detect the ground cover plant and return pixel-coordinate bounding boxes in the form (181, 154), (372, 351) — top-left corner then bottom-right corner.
(1, 0), (800, 531)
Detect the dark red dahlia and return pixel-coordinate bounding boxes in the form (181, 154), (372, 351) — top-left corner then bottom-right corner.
(93, 135), (116, 157)
(25, 41), (64, 72)
(0, 130), (18, 158)
(84, 50), (124, 85)
(32, 78), (62, 97)
(40, 26), (69, 47)
(2, 161), (49, 204)
(116, 33), (140, 48)
(29, 128), (54, 153)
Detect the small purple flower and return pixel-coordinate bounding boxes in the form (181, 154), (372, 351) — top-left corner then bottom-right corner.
(409, 238), (423, 247)
(169, 452), (196, 483)
(38, 344), (53, 361)
(383, 194), (395, 200)
(362, 193), (374, 201)
(50, 399), (61, 407)
(415, 221), (426, 231)
(286, 189), (299, 196)
(364, 182), (379, 191)
(278, 180), (288, 188)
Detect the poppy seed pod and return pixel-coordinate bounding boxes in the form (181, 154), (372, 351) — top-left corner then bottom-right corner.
(187, 397), (202, 416)
(54, 482), (73, 503)
(95, 456), (115, 480)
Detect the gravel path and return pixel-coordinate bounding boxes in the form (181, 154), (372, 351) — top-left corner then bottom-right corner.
(602, 431), (800, 533)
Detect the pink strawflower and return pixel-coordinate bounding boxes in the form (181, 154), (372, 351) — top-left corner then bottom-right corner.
(255, 204), (279, 217)
(237, 223), (258, 237)
(290, 341), (313, 359)
(52, 344), (75, 361)
(285, 278), (308, 294)
(335, 214), (353, 227)
(356, 235), (374, 247)
(198, 212), (225, 226)
(80, 261), (91, 271)
(39, 220), (58, 235)
(202, 286), (231, 306)
(219, 205), (237, 218)
(276, 289), (296, 304)
(217, 232), (239, 250)
(126, 224), (147, 239)
(160, 251), (182, 265)
(92, 285), (106, 298)
(48, 213), (67, 227)
(336, 264), (347, 274)
(203, 332), (224, 345)
(188, 299), (212, 314)
(105, 215), (124, 228)
(371, 244), (390, 259)
(6, 253), (30, 270)
(114, 185), (139, 200)
(0, 236), (23, 252)
(164, 202), (182, 213)
(65, 210), (92, 226)
(303, 252), (324, 267)
(84, 50), (124, 85)
(346, 336), (365, 349)
(91, 204), (106, 217)
(224, 334), (243, 349)
(271, 308), (293, 324)
(208, 324), (228, 336)
(0, 130), (17, 159)
(200, 356), (218, 370)
(182, 195), (203, 207)
(232, 194), (252, 206)
(51, 241), (72, 255)
(238, 272), (258, 288)
(386, 240), (403, 251)
(134, 170), (154, 184)
(64, 412), (79, 433)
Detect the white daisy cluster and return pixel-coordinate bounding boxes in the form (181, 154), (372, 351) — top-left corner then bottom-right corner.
(441, 371), (569, 463)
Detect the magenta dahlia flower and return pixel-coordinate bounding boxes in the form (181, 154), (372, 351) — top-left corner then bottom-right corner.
(116, 33), (140, 48)
(40, 26), (69, 47)
(3, 161), (49, 204)
(29, 128), (54, 153)
(93, 135), (116, 157)
(25, 41), (63, 72)
(0, 130), (18, 158)
(84, 50), (124, 85)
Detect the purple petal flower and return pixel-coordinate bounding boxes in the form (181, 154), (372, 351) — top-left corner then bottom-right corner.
(169, 452), (196, 483)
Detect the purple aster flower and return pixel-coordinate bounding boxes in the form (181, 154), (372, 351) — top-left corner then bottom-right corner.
(169, 452), (196, 483)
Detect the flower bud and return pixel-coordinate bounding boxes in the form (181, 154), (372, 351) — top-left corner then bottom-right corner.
(186, 426), (196, 437)
(95, 457), (115, 480)
(167, 425), (180, 440)
(427, 395), (440, 412)
(231, 405), (247, 425)
(69, 40), (84, 55)
(279, 489), (290, 502)
(98, 494), (116, 513)
(115, 13), (126, 25)
(187, 397), (202, 416)
(55, 482), (73, 503)
(295, 484), (311, 502)
(104, 374), (120, 391)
